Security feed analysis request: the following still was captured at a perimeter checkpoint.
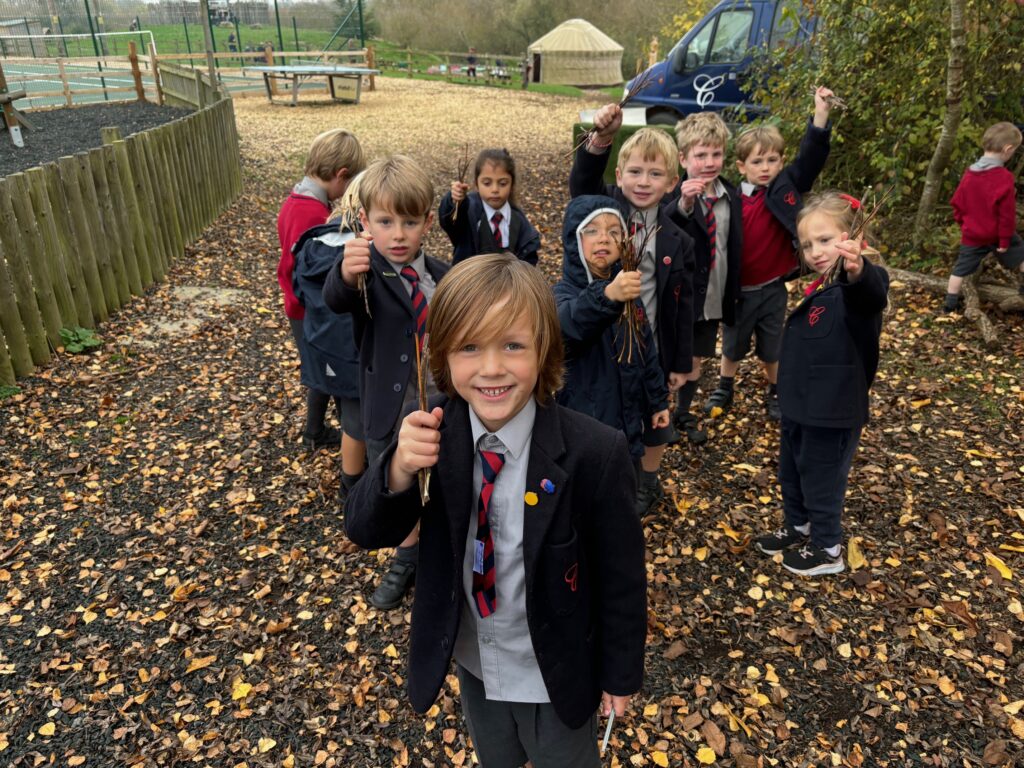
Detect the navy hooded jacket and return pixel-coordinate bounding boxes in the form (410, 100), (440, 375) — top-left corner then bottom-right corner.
(438, 190), (541, 266)
(292, 223), (360, 399)
(554, 196), (669, 459)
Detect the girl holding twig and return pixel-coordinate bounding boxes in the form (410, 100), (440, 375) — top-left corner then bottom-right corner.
(439, 148), (542, 266)
(554, 195), (670, 466)
(754, 192), (889, 576)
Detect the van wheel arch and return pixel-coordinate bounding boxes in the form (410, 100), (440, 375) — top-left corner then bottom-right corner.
(646, 108), (682, 126)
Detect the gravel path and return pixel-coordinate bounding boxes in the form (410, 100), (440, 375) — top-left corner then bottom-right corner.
(0, 101), (192, 179)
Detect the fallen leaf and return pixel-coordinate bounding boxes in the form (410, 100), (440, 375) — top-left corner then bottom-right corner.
(185, 655), (216, 674)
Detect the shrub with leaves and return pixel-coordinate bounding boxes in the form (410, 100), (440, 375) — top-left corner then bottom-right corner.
(748, 0), (1024, 267)
(59, 327), (103, 354)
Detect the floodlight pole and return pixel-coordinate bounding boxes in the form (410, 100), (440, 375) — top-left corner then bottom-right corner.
(198, 0), (217, 83)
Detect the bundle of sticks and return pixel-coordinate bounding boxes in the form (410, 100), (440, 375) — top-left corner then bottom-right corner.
(615, 219), (659, 363)
(820, 184), (895, 288)
(567, 68), (659, 158)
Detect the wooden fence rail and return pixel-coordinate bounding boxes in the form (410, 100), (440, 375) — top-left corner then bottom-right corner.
(0, 75), (242, 386)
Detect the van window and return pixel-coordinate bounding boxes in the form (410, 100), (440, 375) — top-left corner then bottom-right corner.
(683, 18), (715, 70)
(708, 10), (755, 64)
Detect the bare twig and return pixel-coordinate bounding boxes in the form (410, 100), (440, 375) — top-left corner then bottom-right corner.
(822, 184), (895, 288)
(615, 218), (659, 363)
(810, 86), (848, 111)
(452, 144), (472, 222)
(415, 334), (431, 506)
(566, 68), (659, 159)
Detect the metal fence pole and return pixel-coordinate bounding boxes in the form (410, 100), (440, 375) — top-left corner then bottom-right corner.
(292, 17), (299, 51)
(82, 0), (109, 101)
(273, 0), (284, 64)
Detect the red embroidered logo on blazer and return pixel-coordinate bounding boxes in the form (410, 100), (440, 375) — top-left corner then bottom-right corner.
(809, 306), (826, 326)
(564, 563), (578, 592)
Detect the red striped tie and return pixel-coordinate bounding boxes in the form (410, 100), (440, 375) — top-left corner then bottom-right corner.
(491, 211), (504, 248)
(473, 447), (505, 617)
(400, 265), (428, 340)
(704, 196), (719, 269)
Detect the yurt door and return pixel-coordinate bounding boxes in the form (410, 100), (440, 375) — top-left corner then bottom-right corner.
(532, 53), (542, 83)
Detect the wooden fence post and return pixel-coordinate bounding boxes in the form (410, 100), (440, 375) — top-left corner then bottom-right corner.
(57, 155), (108, 322)
(0, 324), (15, 386)
(102, 126), (154, 290)
(98, 140), (144, 296)
(129, 41), (146, 102)
(25, 168), (80, 329)
(42, 163), (95, 327)
(367, 46), (375, 91)
(0, 237), (34, 377)
(153, 125), (185, 258)
(57, 59), (72, 107)
(406, 49), (412, 78)
(150, 41), (165, 105)
(75, 152), (121, 312)
(264, 46), (279, 95)
(7, 173), (64, 346)
(0, 180), (49, 365)
(128, 134), (167, 281)
(87, 148), (131, 306)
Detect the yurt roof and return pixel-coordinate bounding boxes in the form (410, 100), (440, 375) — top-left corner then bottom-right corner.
(527, 18), (623, 53)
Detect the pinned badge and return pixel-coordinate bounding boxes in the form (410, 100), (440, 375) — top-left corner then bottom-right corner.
(524, 492), (539, 506)
(662, 256), (672, 265)
(540, 478), (555, 494)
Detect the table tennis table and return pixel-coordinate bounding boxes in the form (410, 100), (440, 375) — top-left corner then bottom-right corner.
(243, 64), (379, 107)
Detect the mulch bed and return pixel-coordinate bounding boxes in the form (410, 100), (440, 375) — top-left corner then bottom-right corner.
(0, 80), (1022, 766)
(0, 102), (192, 179)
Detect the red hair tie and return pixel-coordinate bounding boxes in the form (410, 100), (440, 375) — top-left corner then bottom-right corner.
(838, 193), (862, 210)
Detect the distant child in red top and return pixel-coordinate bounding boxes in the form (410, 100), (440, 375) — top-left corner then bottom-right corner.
(942, 122), (1023, 313)
(277, 129), (366, 448)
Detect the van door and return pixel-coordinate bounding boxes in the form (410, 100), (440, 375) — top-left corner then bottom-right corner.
(662, 3), (759, 116)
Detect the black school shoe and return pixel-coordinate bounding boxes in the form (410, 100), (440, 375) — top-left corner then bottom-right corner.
(703, 387), (734, 414)
(635, 473), (665, 516)
(673, 413), (708, 445)
(302, 424), (341, 451)
(782, 544), (845, 576)
(754, 525), (810, 555)
(369, 558), (416, 610)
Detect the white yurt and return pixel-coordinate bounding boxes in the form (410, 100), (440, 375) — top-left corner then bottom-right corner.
(527, 19), (623, 87)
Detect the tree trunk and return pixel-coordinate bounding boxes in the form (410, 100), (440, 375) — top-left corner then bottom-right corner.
(912, 0), (966, 248)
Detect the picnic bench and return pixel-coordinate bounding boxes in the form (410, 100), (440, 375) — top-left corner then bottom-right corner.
(243, 64), (380, 107)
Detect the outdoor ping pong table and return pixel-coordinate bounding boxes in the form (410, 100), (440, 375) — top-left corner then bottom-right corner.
(243, 64), (380, 107)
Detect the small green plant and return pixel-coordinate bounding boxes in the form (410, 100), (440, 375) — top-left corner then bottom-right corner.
(59, 327), (103, 354)
(0, 385), (20, 400)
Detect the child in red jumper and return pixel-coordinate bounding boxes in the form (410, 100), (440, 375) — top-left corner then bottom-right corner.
(942, 122), (1023, 312)
(277, 129), (366, 448)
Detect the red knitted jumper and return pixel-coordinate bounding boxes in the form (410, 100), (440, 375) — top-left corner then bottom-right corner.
(951, 166), (1018, 249)
(740, 189), (797, 287)
(277, 193), (330, 320)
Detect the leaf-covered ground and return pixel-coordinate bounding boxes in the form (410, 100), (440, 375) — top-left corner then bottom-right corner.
(1, 79), (1023, 767)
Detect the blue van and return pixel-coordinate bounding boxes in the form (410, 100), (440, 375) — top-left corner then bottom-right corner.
(626, 0), (816, 124)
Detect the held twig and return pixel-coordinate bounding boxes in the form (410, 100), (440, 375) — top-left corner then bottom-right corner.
(452, 143), (472, 222)
(357, 273), (371, 318)
(567, 68), (659, 158)
(614, 218), (659, 364)
(415, 333), (431, 506)
(600, 709), (615, 756)
(810, 86), (848, 111)
(822, 184), (895, 288)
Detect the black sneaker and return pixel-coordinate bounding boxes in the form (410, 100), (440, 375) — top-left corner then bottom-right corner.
(703, 387), (734, 415)
(782, 544), (845, 576)
(673, 413), (707, 445)
(940, 296), (960, 314)
(302, 425), (341, 451)
(765, 389), (781, 421)
(755, 525), (809, 555)
(369, 558), (416, 609)
(635, 474), (665, 516)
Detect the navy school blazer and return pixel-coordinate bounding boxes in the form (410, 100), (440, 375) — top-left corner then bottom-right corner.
(777, 258), (889, 430)
(438, 190), (541, 266)
(322, 244), (450, 441)
(567, 148), (696, 375)
(344, 396), (647, 730)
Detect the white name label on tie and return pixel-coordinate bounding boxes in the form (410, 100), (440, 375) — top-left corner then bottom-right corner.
(473, 540), (485, 575)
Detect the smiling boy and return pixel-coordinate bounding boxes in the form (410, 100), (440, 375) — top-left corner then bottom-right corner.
(323, 154), (450, 610)
(344, 254), (646, 767)
(569, 113), (695, 514)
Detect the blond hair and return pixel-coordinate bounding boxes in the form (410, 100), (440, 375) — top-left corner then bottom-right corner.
(358, 155), (435, 218)
(427, 253), (563, 404)
(329, 170), (365, 229)
(617, 128), (679, 174)
(981, 122), (1023, 152)
(674, 112), (731, 156)
(735, 124), (785, 161)
(304, 128), (365, 182)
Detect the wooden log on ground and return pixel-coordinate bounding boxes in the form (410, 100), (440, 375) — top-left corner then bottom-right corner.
(42, 163), (95, 327)
(7, 173), (63, 346)
(75, 152), (121, 312)
(0, 237), (34, 377)
(962, 273), (999, 348)
(58, 155), (108, 322)
(88, 148), (131, 306)
(887, 267), (1024, 312)
(102, 127), (154, 290)
(100, 141), (144, 296)
(25, 167), (82, 328)
(0, 180), (51, 365)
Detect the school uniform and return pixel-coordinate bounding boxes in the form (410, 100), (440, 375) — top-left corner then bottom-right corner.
(776, 257), (888, 548)
(277, 177), (330, 322)
(438, 191), (541, 266)
(568, 147), (696, 378)
(322, 244), (449, 447)
(344, 396), (647, 747)
(553, 196), (668, 460)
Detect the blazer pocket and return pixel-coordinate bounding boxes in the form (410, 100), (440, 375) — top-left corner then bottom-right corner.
(545, 530), (581, 618)
(800, 295), (837, 339)
(807, 364), (857, 421)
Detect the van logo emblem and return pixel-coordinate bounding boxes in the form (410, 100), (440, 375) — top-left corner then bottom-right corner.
(694, 74), (726, 108)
